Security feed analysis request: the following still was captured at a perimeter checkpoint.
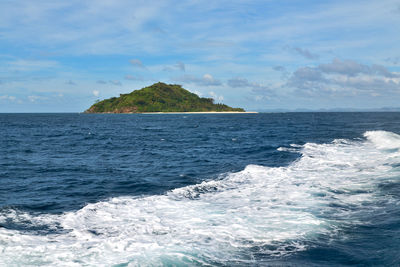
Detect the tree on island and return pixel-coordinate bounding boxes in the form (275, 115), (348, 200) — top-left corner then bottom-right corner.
(85, 82), (245, 113)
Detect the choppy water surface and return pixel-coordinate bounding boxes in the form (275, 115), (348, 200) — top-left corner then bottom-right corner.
(1, 113), (400, 266)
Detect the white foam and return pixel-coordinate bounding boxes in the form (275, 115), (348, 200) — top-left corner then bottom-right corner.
(1, 130), (400, 266)
(364, 130), (400, 150)
(277, 146), (300, 152)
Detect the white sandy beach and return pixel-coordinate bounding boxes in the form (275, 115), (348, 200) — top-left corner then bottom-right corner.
(140, 111), (259, 114)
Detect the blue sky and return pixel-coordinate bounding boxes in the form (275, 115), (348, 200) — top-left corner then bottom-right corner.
(1, 0), (400, 112)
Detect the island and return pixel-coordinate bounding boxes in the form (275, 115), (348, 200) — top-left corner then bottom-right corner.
(85, 82), (246, 113)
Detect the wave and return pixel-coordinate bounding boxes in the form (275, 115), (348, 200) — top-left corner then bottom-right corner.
(364, 130), (400, 150)
(1, 131), (400, 266)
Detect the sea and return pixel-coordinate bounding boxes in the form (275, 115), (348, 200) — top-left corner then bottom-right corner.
(1, 112), (400, 266)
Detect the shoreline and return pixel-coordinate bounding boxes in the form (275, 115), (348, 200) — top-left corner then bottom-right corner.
(84, 111), (258, 114)
(140, 111), (258, 114)
(81, 111), (259, 114)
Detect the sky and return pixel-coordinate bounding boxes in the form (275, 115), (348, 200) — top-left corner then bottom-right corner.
(1, 0), (400, 112)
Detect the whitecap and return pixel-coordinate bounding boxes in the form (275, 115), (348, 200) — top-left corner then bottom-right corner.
(1, 131), (400, 266)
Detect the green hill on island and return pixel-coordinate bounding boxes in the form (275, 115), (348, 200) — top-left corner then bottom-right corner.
(85, 82), (245, 113)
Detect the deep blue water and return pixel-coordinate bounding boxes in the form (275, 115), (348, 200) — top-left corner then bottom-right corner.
(1, 113), (400, 266)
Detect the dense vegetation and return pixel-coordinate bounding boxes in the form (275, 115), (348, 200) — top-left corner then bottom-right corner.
(85, 82), (245, 113)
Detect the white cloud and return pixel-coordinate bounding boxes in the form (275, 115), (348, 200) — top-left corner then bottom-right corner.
(0, 1), (168, 55)
(7, 59), (59, 72)
(209, 91), (224, 101)
(124, 74), (143, 81)
(129, 59), (145, 68)
(109, 80), (122, 86)
(95, 80), (122, 86)
(0, 95), (17, 101)
(174, 73), (222, 86)
(318, 58), (399, 78)
(162, 62), (185, 72)
(254, 95), (270, 101)
(292, 47), (319, 60)
(193, 90), (203, 97)
(28, 95), (48, 102)
(1, 0), (400, 111)
(287, 59), (400, 96)
(0, 0), (398, 63)
(227, 77), (252, 88)
(203, 74), (215, 82)
(227, 77), (274, 94)
(92, 90), (99, 96)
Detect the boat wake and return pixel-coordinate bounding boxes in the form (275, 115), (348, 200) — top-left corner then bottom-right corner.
(1, 130), (400, 266)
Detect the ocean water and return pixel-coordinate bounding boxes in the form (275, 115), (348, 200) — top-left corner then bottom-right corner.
(1, 112), (400, 266)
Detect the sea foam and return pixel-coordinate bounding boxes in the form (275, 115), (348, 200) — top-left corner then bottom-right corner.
(1, 131), (399, 266)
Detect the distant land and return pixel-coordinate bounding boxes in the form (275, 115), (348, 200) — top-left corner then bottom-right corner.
(256, 107), (400, 113)
(85, 82), (246, 113)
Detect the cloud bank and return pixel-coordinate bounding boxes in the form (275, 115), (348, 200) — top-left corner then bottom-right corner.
(174, 74), (222, 86)
(287, 58), (400, 96)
